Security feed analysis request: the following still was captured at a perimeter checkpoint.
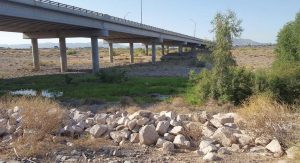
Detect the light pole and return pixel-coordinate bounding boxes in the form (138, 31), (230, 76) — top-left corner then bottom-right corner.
(141, 0), (143, 24)
(124, 12), (131, 19)
(189, 19), (197, 37)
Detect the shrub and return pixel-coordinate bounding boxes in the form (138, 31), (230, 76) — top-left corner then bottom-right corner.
(96, 69), (128, 83)
(238, 94), (296, 146)
(67, 49), (77, 55)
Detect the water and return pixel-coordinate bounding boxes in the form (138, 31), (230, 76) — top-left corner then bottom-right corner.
(10, 89), (63, 98)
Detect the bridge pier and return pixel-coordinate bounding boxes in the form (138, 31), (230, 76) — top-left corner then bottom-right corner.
(191, 46), (196, 55)
(162, 44), (165, 55)
(31, 38), (40, 71)
(166, 46), (169, 54)
(152, 43), (156, 64)
(145, 44), (149, 56)
(109, 43), (114, 63)
(59, 37), (67, 72)
(178, 45), (183, 55)
(130, 43), (134, 63)
(91, 37), (99, 73)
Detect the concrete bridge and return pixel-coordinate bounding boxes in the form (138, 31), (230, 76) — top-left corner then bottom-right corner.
(0, 0), (208, 73)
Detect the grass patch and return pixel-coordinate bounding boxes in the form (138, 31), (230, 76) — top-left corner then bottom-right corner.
(0, 74), (188, 104)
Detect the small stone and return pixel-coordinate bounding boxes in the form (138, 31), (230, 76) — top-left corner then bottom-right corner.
(94, 113), (108, 124)
(169, 126), (184, 135)
(203, 152), (220, 161)
(266, 139), (283, 154)
(173, 134), (190, 149)
(202, 125), (216, 137)
(156, 121), (170, 135)
(89, 124), (108, 138)
(255, 136), (272, 146)
(218, 147), (231, 155)
(164, 133), (175, 142)
(127, 119), (137, 130)
(156, 138), (167, 147)
(176, 114), (190, 122)
(212, 127), (240, 147)
(130, 133), (139, 143)
(137, 117), (150, 126)
(162, 141), (175, 152)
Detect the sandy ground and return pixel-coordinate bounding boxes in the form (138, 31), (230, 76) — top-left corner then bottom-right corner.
(0, 47), (276, 79)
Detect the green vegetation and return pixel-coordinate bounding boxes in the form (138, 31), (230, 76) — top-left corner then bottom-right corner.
(0, 74), (188, 104)
(186, 10), (252, 105)
(67, 49), (77, 55)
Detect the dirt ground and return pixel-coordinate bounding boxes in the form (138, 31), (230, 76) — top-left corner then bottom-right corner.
(0, 46), (276, 79)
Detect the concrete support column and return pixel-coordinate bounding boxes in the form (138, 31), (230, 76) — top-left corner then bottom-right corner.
(145, 44), (149, 56)
(152, 43), (156, 64)
(31, 38), (40, 71)
(59, 37), (67, 72)
(91, 37), (99, 73)
(162, 44), (165, 55)
(109, 43), (113, 63)
(129, 43), (134, 63)
(178, 45), (183, 55)
(166, 46), (170, 54)
(191, 46), (196, 55)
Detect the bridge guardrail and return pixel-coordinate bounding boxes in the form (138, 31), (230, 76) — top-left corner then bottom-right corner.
(34, 0), (202, 42)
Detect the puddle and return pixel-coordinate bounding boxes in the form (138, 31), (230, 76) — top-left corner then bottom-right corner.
(10, 89), (63, 98)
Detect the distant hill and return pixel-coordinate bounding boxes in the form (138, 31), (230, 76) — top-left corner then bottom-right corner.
(0, 41), (128, 49)
(233, 38), (269, 46)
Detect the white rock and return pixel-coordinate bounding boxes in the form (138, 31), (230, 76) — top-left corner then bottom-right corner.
(73, 111), (87, 123)
(203, 152), (220, 161)
(139, 125), (159, 145)
(191, 113), (207, 123)
(156, 121), (170, 135)
(218, 147), (232, 155)
(85, 118), (94, 127)
(212, 127), (240, 147)
(250, 146), (268, 153)
(127, 119), (137, 130)
(13, 106), (21, 113)
(286, 146), (300, 159)
(162, 141), (175, 152)
(156, 138), (167, 147)
(89, 124), (107, 138)
(173, 134), (190, 149)
(255, 136), (272, 146)
(210, 118), (223, 128)
(201, 144), (218, 155)
(117, 117), (129, 125)
(136, 117), (149, 126)
(202, 126), (216, 137)
(164, 133), (175, 142)
(170, 120), (181, 127)
(176, 114), (190, 122)
(110, 129), (131, 143)
(94, 113), (108, 124)
(169, 126), (185, 135)
(130, 133), (139, 143)
(266, 139), (283, 154)
(199, 139), (214, 150)
(163, 111), (176, 120)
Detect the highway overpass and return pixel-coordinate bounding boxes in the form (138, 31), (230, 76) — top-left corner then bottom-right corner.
(0, 0), (208, 73)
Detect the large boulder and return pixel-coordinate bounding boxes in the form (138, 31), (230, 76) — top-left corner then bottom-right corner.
(89, 124), (108, 138)
(212, 127), (240, 147)
(139, 125), (159, 145)
(156, 121), (170, 135)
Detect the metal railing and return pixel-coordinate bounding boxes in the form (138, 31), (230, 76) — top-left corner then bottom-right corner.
(34, 0), (201, 41)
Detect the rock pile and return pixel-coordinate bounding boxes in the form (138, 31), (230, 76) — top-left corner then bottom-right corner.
(0, 107), (287, 161)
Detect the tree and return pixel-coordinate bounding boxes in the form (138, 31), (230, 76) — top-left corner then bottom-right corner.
(275, 12), (300, 62)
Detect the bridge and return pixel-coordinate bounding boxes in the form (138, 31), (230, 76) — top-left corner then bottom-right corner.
(0, 0), (208, 73)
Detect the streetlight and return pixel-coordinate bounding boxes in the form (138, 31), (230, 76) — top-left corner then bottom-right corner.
(124, 12), (131, 19)
(189, 19), (197, 37)
(141, 0), (143, 24)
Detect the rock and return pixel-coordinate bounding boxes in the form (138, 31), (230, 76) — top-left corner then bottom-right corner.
(162, 111), (176, 120)
(116, 125), (126, 131)
(203, 152), (220, 161)
(229, 144), (240, 152)
(72, 125), (84, 135)
(170, 120), (181, 127)
(94, 113), (108, 124)
(234, 134), (253, 146)
(162, 141), (175, 152)
(89, 124), (108, 138)
(255, 136), (272, 146)
(156, 138), (167, 147)
(130, 133), (139, 143)
(218, 147), (231, 155)
(266, 139), (283, 154)
(110, 129), (131, 142)
(85, 118), (94, 127)
(173, 134), (190, 149)
(117, 117), (129, 125)
(136, 117), (149, 126)
(0, 119), (7, 136)
(61, 125), (74, 136)
(201, 144), (218, 155)
(156, 121), (170, 135)
(250, 146), (268, 153)
(127, 119), (137, 130)
(199, 139), (214, 150)
(210, 118), (223, 128)
(73, 111), (87, 123)
(164, 133), (175, 142)
(2, 135), (13, 143)
(224, 123), (237, 129)
(176, 114), (190, 122)
(169, 126), (185, 135)
(202, 125), (216, 137)
(129, 110), (152, 120)
(191, 113), (207, 123)
(139, 125), (159, 145)
(212, 127), (239, 147)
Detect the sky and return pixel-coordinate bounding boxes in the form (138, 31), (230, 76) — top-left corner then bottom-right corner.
(0, 0), (299, 44)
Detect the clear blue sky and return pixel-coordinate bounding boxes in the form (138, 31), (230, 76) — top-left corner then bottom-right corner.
(0, 0), (299, 44)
